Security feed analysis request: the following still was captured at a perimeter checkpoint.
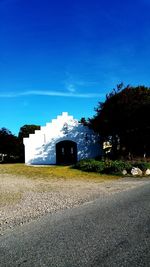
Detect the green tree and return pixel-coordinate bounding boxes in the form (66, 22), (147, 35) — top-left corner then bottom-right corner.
(90, 84), (150, 159)
(78, 117), (89, 126)
(18, 124), (40, 162)
(18, 124), (40, 140)
(0, 128), (19, 162)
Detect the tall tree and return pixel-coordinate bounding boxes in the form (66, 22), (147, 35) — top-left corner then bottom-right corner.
(90, 84), (150, 158)
(0, 128), (19, 162)
(18, 124), (40, 140)
(18, 124), (40, 162)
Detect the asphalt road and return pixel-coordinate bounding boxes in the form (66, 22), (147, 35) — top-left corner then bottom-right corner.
(0, 183), (150, 267)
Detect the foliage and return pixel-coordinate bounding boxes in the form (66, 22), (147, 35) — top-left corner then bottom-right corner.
(90, 84), (150, 158)
(78, 117), (89, 126)
(18, 124), (40, 140)
(18, 124), (40, 162)
(0, 128), (19, 161)
(74, 159), (132, 175)
(102, 160), (132, 174)
(132, 162), (150, 171)
(0, 125), (40, 163)
(74, 159), (105, 172)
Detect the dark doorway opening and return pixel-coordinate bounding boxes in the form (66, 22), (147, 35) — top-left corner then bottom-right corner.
(56, 140), (77, 165)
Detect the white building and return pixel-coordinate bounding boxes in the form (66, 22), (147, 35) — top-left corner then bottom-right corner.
(23, 112), (102, 165)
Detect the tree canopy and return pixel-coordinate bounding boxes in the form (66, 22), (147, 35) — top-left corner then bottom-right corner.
(18, 124), (40, 140)
(90, 84), (150, 158)
(0, 128), (19, 162)
(0, 125), (40, 163)
(18, 124), (40, 162)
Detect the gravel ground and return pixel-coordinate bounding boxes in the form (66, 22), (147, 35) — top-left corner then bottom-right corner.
(0, 174), (150, 235)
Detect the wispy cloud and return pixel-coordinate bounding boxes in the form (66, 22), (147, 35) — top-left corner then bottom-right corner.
(66, 84), (76, 93)
(0, 90), (104, 98)
(64, 71), (99, 92)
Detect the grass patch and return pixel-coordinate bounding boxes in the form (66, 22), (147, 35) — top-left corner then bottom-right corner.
(0, 164), (119, 181)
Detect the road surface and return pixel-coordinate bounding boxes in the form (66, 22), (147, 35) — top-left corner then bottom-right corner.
(0, 183), (150, 266)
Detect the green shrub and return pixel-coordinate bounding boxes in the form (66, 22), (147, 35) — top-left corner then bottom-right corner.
(74, 159), (105, 173)
(132, 162), (150, 171)
(74, 159), (132, 174)
(103, 160), (132, 174)
(74, 159), (150, 175)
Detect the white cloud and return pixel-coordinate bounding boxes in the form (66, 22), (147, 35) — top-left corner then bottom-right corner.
(0, 90), (104, 98)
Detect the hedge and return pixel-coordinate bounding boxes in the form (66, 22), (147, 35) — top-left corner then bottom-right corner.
(73, 159), (147, 175)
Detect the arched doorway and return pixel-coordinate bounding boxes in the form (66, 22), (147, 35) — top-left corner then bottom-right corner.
(56, 140), (77, 165)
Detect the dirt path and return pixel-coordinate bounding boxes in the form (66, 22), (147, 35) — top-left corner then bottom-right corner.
(0, 174), (149, 235)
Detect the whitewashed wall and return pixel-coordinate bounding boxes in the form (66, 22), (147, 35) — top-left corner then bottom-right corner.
(23, 112), (102, 165)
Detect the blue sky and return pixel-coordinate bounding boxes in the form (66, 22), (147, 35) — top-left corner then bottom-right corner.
(0, 0), (150, 135)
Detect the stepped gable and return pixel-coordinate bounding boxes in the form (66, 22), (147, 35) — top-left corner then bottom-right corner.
(23, 112), (102, 165)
